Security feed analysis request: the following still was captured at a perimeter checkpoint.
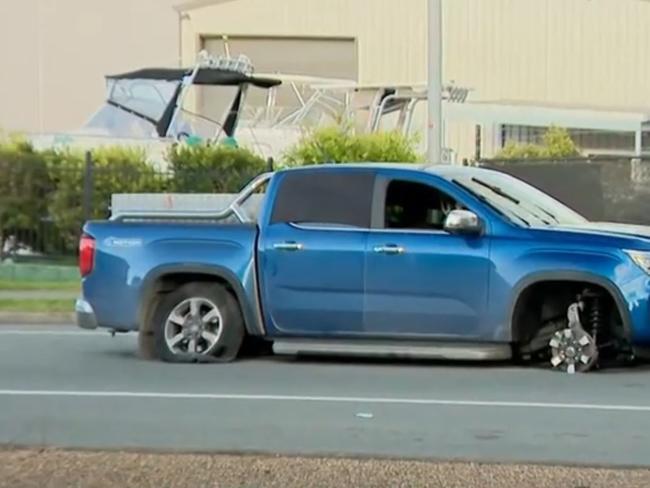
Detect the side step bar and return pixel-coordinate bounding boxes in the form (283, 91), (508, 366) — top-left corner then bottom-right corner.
(272, 339), (512, 361)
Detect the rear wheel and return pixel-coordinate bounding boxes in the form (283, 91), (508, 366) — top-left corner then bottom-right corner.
(151, 282), (244, 363)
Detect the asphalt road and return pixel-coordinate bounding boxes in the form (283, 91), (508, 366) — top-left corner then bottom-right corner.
(1, 326), (650, 468)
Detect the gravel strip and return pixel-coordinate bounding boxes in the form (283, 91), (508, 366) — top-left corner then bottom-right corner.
(1, 449), (650, 488)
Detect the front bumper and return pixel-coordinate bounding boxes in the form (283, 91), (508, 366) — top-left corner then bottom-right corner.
(75, 298), (98, 330)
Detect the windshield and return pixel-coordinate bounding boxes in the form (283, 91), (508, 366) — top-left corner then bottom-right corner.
(450, 171), (588, 227)
(108, 78), (179, 121)
(83, 78), (180, 138)
(83, 104), (159, 138)
(84, 79), (244, 141)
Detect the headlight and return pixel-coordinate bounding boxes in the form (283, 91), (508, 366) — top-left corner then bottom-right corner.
(625, 250), (650, 274)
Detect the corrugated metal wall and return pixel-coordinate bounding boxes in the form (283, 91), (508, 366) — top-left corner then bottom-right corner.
(4, 0), (647, 156)
(445, 0), (650, 108)
(183, 1), (649, 100)
(180, 0), (425, 84)
(0, 0), (179, 133)
(182, 0), (650, 109)
(180, 0), (650, 159)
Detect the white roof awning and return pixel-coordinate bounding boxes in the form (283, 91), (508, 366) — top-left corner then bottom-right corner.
(444, 100), (650, 132)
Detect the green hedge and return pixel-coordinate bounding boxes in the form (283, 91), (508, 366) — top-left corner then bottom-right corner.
(47, 146), (164, 249)
(167, 144), (267, 193)
(0, 128), (420, 256)
(494, 127), (581, 160)
(0, 139), (51, 247)
(283, 125), (421, 166)
(0, 139), (271, 254)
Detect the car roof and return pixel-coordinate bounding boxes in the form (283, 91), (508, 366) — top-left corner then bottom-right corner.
(279, 162), (500, 179)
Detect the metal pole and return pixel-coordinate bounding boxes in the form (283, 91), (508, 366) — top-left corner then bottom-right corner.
(82, 151), (94, 223)
(427, 0), (443, 164)
(635, 127), (643, 158)
(36, 0), (45, 133)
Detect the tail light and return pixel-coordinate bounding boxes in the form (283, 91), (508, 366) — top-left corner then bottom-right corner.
(79, 234), (96, 277)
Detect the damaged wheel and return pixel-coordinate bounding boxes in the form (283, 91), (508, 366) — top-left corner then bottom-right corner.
(549, 327), (598, 374)
(151, 282), (244, 363)
(512, 282), (629, 374)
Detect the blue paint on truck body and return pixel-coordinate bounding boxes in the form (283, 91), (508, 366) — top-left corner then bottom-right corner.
(81, 164), (650, 348)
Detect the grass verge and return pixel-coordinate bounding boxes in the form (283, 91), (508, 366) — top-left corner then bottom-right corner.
(0, 299), (73, 313)
(0, 280), (79, 291)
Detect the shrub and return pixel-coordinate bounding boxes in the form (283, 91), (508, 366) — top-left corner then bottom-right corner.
(283, 125), (421, 166)
(167, 143), (268, 193)
(495, 127), (580, 160)
(0, 140), (270, 255)
(0, 138), (51, 254)
(48, 146), (162, 249)
(541, 126), (581, 158)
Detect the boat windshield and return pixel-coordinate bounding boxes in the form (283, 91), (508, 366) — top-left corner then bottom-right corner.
(83, 78), (239, 140)
(84, 78), (179, 138)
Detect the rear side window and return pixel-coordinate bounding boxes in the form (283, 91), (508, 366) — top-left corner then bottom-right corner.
(270, 170), (375, 228)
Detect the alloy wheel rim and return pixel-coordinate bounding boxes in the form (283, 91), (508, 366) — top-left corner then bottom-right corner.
(549, 328), (598, 374)
(164, 297), (223, 355)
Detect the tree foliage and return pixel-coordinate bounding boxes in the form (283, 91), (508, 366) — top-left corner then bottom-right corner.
(48, 146), (164, 248)
(495, 127), (581, 160)
(0, 128), (422, 255)
(0, 138), (51, 248)
(283, 125), (421, 166)
(167, 144), (268, 193)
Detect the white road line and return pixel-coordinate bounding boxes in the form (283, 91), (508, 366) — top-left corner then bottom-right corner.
(0, 389), (649, 412)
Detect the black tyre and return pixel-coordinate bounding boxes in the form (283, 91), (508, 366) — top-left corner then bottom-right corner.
(151, 282), (244, 363)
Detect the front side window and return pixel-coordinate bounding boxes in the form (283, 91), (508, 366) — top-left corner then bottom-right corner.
(271, 170), (375, 228)
(383, 179), (464, 231)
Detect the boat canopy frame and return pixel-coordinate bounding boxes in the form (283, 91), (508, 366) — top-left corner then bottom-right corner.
(98, 51), (282, 140)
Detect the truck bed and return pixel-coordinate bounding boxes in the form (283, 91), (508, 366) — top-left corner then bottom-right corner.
(81, 220), (259, 332)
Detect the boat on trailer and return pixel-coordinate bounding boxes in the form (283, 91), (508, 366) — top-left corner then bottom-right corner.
(30, 50), (471, 163)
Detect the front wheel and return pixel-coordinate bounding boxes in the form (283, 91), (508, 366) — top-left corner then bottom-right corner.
(151, 282), (244, 363)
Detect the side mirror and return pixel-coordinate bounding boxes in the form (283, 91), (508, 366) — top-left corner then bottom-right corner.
(444, 209), (483, 236)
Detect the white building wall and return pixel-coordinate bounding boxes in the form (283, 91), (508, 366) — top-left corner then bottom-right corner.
(181, 0), (650, 108)
(0, 0), (180, 134)
(3, 0), (650, 158)
(180, 0), (650, 159)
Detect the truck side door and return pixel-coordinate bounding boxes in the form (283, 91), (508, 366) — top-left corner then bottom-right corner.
(364, 171), (491, 339)
(258, 168), (375, 336)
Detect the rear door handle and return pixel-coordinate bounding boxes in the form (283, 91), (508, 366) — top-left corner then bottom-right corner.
(273, 241), (304, 251)
(373, 245), (405, 255)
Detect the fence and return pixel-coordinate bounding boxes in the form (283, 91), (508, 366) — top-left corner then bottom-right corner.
(0, 149), (272, 263)
(3, 152), (650, 262)
(480, 157), (650, 224)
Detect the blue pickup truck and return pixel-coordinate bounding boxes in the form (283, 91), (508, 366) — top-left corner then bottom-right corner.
(76, 163), (650, 373)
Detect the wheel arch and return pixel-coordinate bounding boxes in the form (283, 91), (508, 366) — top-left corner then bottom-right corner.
(138, 264), (265, 337)
(508, 271), (632, 342)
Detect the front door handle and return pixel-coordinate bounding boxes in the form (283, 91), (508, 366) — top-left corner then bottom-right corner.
(273, 241), (304, 251)
(373, 245), (405, 255)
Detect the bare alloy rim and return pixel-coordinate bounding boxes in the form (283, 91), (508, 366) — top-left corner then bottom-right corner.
(549, 327), (598, 374)
(164, 297), (224, 355)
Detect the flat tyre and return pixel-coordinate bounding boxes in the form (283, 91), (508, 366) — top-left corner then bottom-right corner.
(151, 282), (244, 363)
